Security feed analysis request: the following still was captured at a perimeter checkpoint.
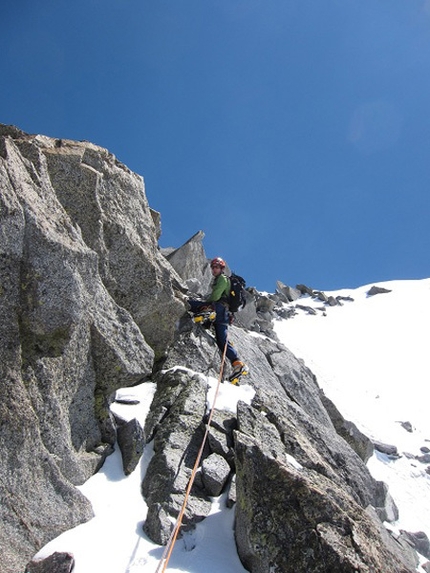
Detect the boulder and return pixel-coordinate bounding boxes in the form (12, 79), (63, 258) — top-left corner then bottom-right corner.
(201, 452), (231, 496)
(207, 410), (237, 467)
(314, 290), (329, 302)
(116, 418), (145, 476)
(296, 303), (318, 315)
(367, 285), (392, 296)
(296, 283), (314, 296)
(373, 480), (400, 522)
(337, 295), (354, 303)
(275, 305), (297, 319)
(25, 552), (75, 573)
(400, 420), (414, 433)
(276, 280), (301, 302)
(255, 293), (276, 313)
(399, 530), (430, 559)
(374, 441), (400, 457)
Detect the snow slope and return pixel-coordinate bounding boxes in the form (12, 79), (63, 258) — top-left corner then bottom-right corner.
(274, 279), (430, 544)
(34, 279), (430, 572)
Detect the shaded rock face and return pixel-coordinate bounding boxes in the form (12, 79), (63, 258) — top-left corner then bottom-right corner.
(0, 125), (184, 572)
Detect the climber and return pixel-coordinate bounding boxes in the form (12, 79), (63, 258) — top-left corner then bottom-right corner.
(188, 257), (248, 383)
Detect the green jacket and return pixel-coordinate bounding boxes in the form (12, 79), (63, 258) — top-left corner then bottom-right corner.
(207, 273), (230, 304)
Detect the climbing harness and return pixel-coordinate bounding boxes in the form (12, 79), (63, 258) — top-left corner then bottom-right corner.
(193, 308), (216, 329)
(154, 337), (229, 573)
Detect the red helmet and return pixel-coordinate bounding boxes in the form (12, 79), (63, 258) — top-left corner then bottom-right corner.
(210, 257), (226, 269)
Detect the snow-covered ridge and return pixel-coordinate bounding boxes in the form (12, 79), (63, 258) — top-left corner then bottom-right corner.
(35, 278), (430, 572)
(275, 278), (430, 553)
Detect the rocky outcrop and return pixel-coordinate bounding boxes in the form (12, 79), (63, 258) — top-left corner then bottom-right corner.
(164, 230), (213, 296)
(235, 428), (415, 572)
(142, 314), (417, 572)
(0, 125), (184, 572)
(367, 285), (392, 296)
(265, 281), (356, 321)
(142, 367), (212, 544)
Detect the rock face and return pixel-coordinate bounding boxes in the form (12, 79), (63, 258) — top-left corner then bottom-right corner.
(142, 367), (212, 544)
(234, 404), (412, 573)
(143, 318), (417, 572)
(0, 125), (184, 572)
(0, 125), (420, 573)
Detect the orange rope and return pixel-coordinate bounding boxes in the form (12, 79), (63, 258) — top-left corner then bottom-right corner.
(154, 338), (229, 573)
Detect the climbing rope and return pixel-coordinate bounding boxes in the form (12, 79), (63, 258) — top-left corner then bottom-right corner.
(154, 337), (229, 573)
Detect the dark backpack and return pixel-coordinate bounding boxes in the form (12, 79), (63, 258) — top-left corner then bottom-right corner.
(228, 274), (247, 313)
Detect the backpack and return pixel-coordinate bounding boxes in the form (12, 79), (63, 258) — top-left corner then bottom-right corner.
(228, 273), (247, 313)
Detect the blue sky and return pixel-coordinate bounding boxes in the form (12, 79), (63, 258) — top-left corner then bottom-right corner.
(2, 1), (430, 292)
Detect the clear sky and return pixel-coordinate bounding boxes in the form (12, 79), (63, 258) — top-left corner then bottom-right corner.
(2, 1), (430, 292)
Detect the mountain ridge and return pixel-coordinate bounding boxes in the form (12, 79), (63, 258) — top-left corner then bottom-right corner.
(0, 125), (426, 573)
